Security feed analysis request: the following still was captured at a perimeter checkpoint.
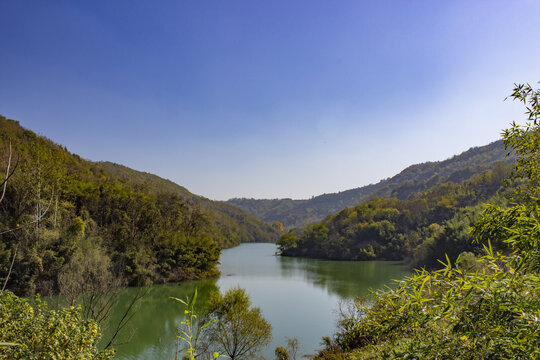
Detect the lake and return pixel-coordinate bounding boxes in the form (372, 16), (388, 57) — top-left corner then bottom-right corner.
(103, 243), (410, 359)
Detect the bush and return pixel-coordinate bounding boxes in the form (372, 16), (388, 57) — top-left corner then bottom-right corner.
(335, 252), (540, 359)
(0, 291), (114, 360)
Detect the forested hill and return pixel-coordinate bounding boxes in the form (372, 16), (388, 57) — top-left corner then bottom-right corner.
(0, 116), (279, 296)
(228, 141), (515, 229)
(97, 161), (280, 245)
(278, 162), (515, 267)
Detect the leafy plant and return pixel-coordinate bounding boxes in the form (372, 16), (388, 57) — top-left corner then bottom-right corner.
(0, 291), (114, 360)
(171, 289), (224, 360)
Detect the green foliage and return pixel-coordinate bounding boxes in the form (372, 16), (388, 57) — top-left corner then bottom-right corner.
(275, 346), (290, 360)
(171, 289), (223, 360)
(318, 82), (540, 359)
(67, 216), (85, 239)
(472, 81), (540, 273)
(285, 337), (299, 360)
(205, 287), (272, 360)
(278, 163), (513, 266)
(172, 287), (271, 360)
(0, 291), (114, 360)
(333, 253), (539, 359)
(275, 338), (299, 360)
(58, 236), (113, 303)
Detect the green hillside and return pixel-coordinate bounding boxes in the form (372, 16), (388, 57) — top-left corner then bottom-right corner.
(98, 161), (196, 199)
(228, 141), (515, 229)
(0, 115), (279, 296)
(278, 162), (515, 268)
(313, 81), (540, 360)
(97, 161), (280, 246)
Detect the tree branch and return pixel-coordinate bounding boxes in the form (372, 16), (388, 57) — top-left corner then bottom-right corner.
(1, 245), (18, 295)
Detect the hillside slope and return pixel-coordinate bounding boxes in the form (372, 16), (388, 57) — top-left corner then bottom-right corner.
(97, 161), (280, 246)
(278, 162), (514, 267)
(0, 115), (278, 296)
(228, 141), (515, 228)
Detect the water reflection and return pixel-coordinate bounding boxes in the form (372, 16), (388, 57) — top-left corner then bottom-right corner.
(278, 256), (407, 299)
(101, 243), (409, 359)
(104, 279), (218, 360)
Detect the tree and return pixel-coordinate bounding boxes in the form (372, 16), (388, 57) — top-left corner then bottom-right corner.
(274, 347), (289, 360)
(57, 233), (145, 350)
(0, 140), (19, 294)
(473, 81), (540, 271)
(274, 338), (299, 360)
(205, 287), (272, 360)
(286, 337), (299, 360)
(273, 221), (284, 232)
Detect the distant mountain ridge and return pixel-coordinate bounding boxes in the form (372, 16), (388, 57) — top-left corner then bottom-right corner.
(227, 141), (515, 229)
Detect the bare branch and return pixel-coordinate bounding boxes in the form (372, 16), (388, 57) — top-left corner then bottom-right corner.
(0, 141), (12, 203)
(0, 141), (13, 203)
(1, 245), (18, 295)
(104, 287), (146, 349)
(0, 187), (55, 235)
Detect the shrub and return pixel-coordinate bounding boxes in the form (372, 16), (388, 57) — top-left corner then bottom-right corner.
(0, 291), (114, 360)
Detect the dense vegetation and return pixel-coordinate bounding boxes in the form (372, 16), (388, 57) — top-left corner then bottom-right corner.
(229, 141), (514, 229)
(0, 116), (279, 297)
(0, 291), (114, 360)
(278, 162), (514, 268)
(315, 82), (540, 359)
(98, 161), (282, 246)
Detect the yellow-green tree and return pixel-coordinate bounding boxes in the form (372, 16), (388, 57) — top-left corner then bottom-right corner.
(0, 291), (114, 360)
(206, 287), (272, 360)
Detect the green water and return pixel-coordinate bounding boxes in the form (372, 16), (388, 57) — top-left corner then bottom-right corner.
(102, 243), (410, 359)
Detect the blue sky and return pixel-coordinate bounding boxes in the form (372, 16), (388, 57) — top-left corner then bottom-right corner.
(1, 0), (539, 200)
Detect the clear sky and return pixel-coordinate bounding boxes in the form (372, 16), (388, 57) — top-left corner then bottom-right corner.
(1, 1), (539, 200)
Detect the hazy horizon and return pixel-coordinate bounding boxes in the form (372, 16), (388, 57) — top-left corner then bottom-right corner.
(1, 1), (539, 200)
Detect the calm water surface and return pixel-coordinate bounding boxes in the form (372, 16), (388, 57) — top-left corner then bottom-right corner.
(105, 243), (410, 359)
